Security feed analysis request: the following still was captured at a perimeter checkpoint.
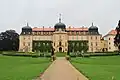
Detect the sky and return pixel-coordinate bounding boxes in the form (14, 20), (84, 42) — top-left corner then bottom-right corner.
(0, 0), (120, 35)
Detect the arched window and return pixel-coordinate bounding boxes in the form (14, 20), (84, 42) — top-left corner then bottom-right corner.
(59, 42), (62, 46)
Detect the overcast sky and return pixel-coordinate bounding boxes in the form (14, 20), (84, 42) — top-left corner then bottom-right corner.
(0, 0), (120, 35)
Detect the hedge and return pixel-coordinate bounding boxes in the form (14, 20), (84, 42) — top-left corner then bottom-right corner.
(70, 52), (120, 57)
(1, 52), (52, 58)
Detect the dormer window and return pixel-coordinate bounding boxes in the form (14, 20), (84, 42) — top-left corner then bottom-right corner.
(23, 32), (25, 34)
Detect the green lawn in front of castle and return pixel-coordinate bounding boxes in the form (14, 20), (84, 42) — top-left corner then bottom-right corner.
(55, 52), (67, 57)
(0, 55), (51, 80)
(71, 56), (120, 80)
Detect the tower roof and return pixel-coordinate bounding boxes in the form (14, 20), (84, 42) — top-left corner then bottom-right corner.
(54, 14), (66, 29)
(22, 22), (32, 29)
(89, 22), (98, 30)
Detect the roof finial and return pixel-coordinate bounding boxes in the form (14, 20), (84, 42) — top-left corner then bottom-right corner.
(59, 14), (61, 23)
(27, 22), (29, 26)
(92, 22), (94, 26)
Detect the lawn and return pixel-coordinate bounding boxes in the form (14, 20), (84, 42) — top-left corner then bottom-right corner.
(55, 52), (66, 57)
(71, 56), (120, 80)
(0, 55), (51, 80)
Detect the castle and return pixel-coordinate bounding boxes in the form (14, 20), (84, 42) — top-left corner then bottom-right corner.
(19, 17), (117, 53)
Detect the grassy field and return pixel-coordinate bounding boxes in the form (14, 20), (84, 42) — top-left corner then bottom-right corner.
(71, 56), (120, 80)
(55, 52), (66, 57)
(0, 55), (51, 80)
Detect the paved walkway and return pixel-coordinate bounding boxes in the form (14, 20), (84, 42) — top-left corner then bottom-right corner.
(37, 57), (88, 80)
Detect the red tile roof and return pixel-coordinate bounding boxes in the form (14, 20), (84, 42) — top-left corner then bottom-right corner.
(108, 30), (117, 35)
(32, 27), (88, 31)
(32, 27), (54, 31)
(66, 27), (88, 31)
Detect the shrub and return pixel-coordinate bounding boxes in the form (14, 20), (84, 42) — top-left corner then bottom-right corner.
(65, 55), (70, 60)
(2, 52), (40, 57)
(51, 55), (56, 61)
(0, 51), (2, 54)
(69, 52), (76, 57)
(70, 52), (120, 57)
(44, 53), (51, 57)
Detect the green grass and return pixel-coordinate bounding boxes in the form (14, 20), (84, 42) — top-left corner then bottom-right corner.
(55, 52), (66, 57)
(71, 56), (120, 80)
(0, 55), (51, 80)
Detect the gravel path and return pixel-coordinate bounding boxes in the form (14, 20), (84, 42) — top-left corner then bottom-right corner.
(37, 57), (88, 80)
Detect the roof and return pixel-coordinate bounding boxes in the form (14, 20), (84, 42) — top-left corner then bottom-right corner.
(66, 27), (88, 31)
(32, 27), (54, 31)
(32, 27), (88, 31)
(108, 30), (117, 35)
(104, 30), (117, 37)
(22, 23), (32, 29)
(54, 22), (66, 29)
(89, 23), (98, 30)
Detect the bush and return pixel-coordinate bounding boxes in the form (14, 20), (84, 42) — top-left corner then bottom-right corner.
(65, 55), (70, 60)
(90, 53), (119, 56)
(44, 53), (51, 57)
(69, 52), (76, 57)
(2, 52), (39, 57)
(0, 51), (2, 54)
(70, 52), (120, 57)
(51, 55), (56, 61)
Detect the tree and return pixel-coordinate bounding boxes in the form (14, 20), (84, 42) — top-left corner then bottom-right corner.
(68, 41), (88, 53)
(114, 20), (120, 51)
(114, 20), (120, 52)
(0, 30), (19, 51)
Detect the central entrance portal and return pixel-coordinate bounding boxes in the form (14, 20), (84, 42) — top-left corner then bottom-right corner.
(59, 47), (62, 52)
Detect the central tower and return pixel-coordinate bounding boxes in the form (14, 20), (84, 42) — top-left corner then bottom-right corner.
(54, 14), (66, 31)
(53, 14), (68, 53)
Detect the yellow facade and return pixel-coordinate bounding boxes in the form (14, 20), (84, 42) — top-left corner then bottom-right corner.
(99, 39), (108, 52)
(19, 21), (103, 53)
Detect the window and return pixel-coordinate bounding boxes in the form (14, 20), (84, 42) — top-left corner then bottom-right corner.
(69, 32), (70, 35)
(47, 32), (49, 35)
(70, 32), (71, 35)
(91, 42), (93, 46)
(49, 32), (51, 35)
(28, 42), (30, 46)
(109, 47), (111, 49)
(96, 48), (98, 50)
(34, 32), (37, 35)
(43, 32), (46, 35)
(72, 36), (74, 40)
(96, 42), (98, 46)
(28, 37), (30, 40)
(41, 32), (43, 35)
(109, 42), (111, 45)
(39, 32), (41, 35)
(23, 42), (25, 46)
(71, 31), (73, 35)
(54, 43), (55, 46)
(91, 48), (93, 52)
(23, 32), (25, 34)
(65, 42), (67, 46)
(91, 36), (92, 40)
(76, 31), (79, 35)
(74, 31), (76, 35)
(59, 42), (62, 46)
(109, 38), (110, 40)
(96, 37), (97, 40)
(59, 35), (61, 39)
(77, 36), (78, 40)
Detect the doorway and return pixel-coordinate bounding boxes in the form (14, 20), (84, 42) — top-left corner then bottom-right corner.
(59, 47), (62, 52)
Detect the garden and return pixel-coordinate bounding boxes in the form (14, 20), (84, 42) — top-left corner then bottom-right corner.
(0, 55), (51, 80)
(71, 56), (120, 80)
